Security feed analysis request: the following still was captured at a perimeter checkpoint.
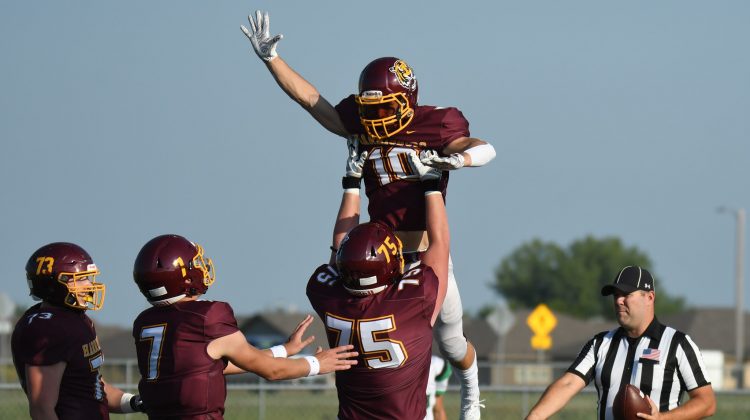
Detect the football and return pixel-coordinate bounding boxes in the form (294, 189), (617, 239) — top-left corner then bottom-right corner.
(612, 384), (651, 420)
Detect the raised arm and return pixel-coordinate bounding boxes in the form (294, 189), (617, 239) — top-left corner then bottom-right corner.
(241, 10), (350, 138)
(330, 139), (367, 264)
(408, 152), (449, 325)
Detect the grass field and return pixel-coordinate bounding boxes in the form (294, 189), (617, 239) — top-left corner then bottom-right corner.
(2, 388), (749, 419)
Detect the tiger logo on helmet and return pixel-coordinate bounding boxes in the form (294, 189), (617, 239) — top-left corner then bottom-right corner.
(389, 60), (417, 92)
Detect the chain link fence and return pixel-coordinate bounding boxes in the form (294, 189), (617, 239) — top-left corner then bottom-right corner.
(1, 359), (749, 419)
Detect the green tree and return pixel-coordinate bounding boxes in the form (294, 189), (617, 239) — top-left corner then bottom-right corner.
(493, 235), (685, 319)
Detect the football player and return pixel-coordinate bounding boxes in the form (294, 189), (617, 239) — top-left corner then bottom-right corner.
(427, 355), (452, 420)
(11, 242), (145, 419)
(242, 11), (492, 419)
(306, 149), (449, 419)
(131, 234), (357, 419)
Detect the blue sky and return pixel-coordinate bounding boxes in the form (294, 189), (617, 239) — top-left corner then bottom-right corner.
(1, 1), (748, 328)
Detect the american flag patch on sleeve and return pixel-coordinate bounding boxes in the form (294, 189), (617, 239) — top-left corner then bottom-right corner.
(641, 348), (661, 361)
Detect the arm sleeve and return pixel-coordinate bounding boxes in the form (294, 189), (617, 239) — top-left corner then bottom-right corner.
(205, 302), (240, 339)
(439, 108), (470, 148)
(566, 334), (602, 385)
(676, 334), (711, 390)
(334, 95), (364, 134)
(20, 321), (73, 366)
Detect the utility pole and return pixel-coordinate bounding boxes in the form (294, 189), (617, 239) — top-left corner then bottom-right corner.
(718, 207), (745, 388)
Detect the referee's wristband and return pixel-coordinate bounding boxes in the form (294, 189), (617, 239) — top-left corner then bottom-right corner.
(270, 345), (287, 358)
(304, 356), (320, 376)
(342, 176), (361, 190)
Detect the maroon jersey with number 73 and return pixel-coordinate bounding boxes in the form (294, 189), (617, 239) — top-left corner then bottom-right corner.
(12, 303), (110, 419)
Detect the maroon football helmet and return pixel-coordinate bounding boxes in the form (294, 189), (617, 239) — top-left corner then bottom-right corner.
(336, 222), (405, 296)
(355, 57), (418, 140)
(25, 242), (105, 311)
(133, 234), (215, 306)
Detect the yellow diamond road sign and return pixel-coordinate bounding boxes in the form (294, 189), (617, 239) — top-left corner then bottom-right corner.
(527, 304), (557, 350)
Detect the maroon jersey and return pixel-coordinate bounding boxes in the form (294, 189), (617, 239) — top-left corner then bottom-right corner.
(307, 263), (438, 420)
(132, 300), (239, 419)
(11, 303), (109, 419)
(336, 95), (470, 231)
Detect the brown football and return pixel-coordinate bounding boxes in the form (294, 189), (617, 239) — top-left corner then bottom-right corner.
(612, 384), (651, 420)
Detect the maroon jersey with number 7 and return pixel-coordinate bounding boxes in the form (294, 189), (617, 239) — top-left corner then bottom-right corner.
(132, 300), (239, 419)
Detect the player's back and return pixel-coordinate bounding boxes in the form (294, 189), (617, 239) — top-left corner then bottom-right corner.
(132, 299), (239, 419)
(307, 264), (438, 420)
(12, 303), (109, 419)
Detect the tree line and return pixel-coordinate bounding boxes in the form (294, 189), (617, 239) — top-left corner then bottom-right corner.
(493, 235), (685, 320)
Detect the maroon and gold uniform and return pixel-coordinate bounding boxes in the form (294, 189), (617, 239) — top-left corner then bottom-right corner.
(307, 263), (438, 420)
(12, 303), (109, 419)
(132, 300), (239, 420)
(336, 95), (469, 231)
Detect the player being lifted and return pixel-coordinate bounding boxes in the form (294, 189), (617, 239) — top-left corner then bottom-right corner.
(307, 148), (449, 419)
(242, 10), (495, 419)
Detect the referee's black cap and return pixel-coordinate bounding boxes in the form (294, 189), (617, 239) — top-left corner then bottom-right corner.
(601, 266), (655, 296)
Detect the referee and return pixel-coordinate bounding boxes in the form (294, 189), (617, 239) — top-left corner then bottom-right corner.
(525, 266), (716, 420)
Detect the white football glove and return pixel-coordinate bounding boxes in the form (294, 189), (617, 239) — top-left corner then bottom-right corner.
(419, 149), (465, 170)
(241, 10), (283, 62)
(407, 150), (441, 181)
(345, 138), (368, 178)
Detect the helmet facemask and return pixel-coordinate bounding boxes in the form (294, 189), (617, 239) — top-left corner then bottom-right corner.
(355, 91), (414, 140)
(58, 267), (105, 311)
(191, 244), (215, 289)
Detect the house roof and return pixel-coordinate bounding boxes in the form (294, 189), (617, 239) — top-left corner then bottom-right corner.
(661, 307), (750, 359)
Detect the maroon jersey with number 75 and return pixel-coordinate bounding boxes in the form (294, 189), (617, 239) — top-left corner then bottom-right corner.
(307, 263), (438, 420)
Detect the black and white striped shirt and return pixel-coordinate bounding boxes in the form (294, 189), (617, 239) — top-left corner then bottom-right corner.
(568, 318), (711, 420)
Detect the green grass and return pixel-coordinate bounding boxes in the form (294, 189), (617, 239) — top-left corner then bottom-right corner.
(1, 388), (748, 419)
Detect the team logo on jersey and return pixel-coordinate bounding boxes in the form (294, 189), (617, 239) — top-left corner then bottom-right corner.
(389, 60), (417, 92)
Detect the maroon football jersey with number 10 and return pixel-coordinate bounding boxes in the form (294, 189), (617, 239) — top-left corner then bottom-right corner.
(307, 263), (438, 420)
(336, 95), (470, 232)
(12, 303), (109, 419)
(132, 300), (239, 419)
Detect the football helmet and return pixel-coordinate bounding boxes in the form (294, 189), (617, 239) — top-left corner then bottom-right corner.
(336, 222), (404, 296)
(133, 234), (215, 306)
(355, 57), (418, 140)
(25, 242), (105, 311)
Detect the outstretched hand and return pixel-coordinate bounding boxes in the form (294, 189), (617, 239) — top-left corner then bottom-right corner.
(315, 344), (359, 374)
(420, 149), (465, 170)
(241, 10), (283, 62)
(345, 138), (369, 178)
(408, 150), (442, 181)
(283, 314), (316, 357)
